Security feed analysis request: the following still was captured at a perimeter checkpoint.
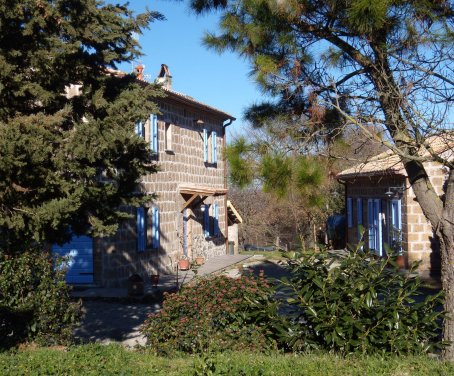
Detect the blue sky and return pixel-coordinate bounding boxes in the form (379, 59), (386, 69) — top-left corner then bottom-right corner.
(119, 0), (263, 136)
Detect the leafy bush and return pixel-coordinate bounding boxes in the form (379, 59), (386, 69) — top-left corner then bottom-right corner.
(281, 250), (445, 354)
(141, 273), (279, 355)
(0, 251), (82, 349)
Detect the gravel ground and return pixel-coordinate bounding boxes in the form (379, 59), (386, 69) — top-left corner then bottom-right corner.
(74, 300), (161, 347)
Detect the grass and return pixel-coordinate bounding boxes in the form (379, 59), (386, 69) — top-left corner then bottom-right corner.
(239, 249), (287, 261)
(1, 344), (454, 376)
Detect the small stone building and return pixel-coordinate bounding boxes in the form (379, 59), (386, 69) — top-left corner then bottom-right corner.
(53, 65), (237, 287)
(337, 140), (452, 277)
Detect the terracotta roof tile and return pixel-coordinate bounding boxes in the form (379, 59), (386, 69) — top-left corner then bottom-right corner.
(337, 134), (454, 179)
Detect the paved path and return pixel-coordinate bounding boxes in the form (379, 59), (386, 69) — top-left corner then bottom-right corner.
(73, 254), (255, 346)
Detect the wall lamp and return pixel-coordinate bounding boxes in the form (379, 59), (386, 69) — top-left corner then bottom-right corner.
(385, 185), (405, 198)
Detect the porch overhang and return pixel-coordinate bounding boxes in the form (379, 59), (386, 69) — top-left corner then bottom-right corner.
(179, 184), (227, 212)
(227, 200), (243, 224)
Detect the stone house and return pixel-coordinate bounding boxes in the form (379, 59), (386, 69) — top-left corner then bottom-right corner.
(337, 138), (452, 277)
(53, 65), (240, 287)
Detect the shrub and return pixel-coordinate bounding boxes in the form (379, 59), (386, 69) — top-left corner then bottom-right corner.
(141, 273), (280, 355)
(280, 250), (445, 354)
(0, 250), (82, 349)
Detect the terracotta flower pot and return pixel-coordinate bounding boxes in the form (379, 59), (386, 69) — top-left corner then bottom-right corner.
(195, 256), (205, 266)
(178, 259), (190, 271)
(396, 255), (405, 269)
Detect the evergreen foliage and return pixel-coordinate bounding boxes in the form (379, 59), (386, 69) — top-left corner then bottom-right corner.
(0, 251), (82, 348)
(0, 0), (164, 253)
(282, 250), (445, 354)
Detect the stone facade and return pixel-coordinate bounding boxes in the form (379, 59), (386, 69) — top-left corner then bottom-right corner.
(94, 89), (234, 287)
(340, 161), (447, 276)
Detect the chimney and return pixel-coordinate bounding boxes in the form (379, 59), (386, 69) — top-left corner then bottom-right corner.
(155, 64), (172, 90)
(135, 64), (144, 81)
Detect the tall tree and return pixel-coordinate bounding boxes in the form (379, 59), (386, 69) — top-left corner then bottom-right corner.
(188, 0), (454, 358)
(0, 0), (163, 253)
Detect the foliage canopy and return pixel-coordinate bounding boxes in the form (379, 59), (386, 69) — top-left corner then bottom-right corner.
(0, 0), (164, 252)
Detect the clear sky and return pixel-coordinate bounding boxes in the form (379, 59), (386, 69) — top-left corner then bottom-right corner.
(119, 0), (264, 136)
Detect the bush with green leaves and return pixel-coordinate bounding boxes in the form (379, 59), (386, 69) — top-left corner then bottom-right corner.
(281, 250), (445, 354)
(141, 273), (279, 355)
(0, 250), (81, 349)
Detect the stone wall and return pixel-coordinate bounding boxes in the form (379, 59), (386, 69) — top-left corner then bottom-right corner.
(96, 95), (229, 287)
(345, 161), (447, 275)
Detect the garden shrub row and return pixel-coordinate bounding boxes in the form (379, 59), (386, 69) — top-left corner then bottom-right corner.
(141, 250), (445, 356)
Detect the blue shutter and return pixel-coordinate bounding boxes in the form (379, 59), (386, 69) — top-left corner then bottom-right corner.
(347, 198), (353, 228)
(203, 129), (208, 163)
(213, 203), (219, 236)
(135, 121), (143, 137)
(152, 206), (160, 249)
(391, 199), (402, 254)
(375, 199), (383, 256)
(357, 198), (363, 225)
(204, 204), (210, 237)
(212, 131), (217, 163)
(357, 198), (363, 244)
(367, 199), (375, 251)
(136, 207), (145, 252)
(150, 114), (158, 153)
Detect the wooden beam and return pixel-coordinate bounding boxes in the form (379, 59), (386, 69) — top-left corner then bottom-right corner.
(181, 194), (199, 213)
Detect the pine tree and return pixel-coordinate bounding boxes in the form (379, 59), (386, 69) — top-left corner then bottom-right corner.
(0, 0), (164, 253)
(189, 0), (454, 358)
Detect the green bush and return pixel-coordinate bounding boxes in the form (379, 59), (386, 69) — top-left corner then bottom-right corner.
(141, 273), (279, 355)
(0, 251), (82, 349)
(281, 250), (445, 354)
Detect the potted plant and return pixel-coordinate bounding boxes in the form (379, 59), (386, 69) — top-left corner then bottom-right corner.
(195, 253), (205, 266)
(150, 274), (160, 287)
(178, 255), (190, 271)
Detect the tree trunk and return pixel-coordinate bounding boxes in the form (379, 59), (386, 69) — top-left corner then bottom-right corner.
(440, 224), (454, 359)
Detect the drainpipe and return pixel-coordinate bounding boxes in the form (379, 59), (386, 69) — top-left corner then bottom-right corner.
(223, 118), (234, 254)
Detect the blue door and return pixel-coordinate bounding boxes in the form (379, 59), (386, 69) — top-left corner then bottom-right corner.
(368, 199), (383, 256)
(52, 235), (94, 284)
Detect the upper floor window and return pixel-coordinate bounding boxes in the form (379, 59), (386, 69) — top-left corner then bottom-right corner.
(135, 114), (158, 157)
(136, 206), (160, 252)
(165, 122), (173, 151)
(203, 129), (217, 165)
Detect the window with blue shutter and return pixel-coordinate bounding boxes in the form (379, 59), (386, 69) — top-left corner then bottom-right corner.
(347, 198), (353, 228)
(212, 131), (217, 164)
(203, 129), (208, 163)
(151, 206), (160, 249)
(390, 199), (402, 254)
(357, 198), (363, 242)
(203, 204), (210, 238)
(150, 114), (158, 154)
(136, 207), (146, 252)
(367, 199), (375, 251)
(135, 121), (144, 138)
(213, 203), (219, 236)
(367, 199), (382, 256)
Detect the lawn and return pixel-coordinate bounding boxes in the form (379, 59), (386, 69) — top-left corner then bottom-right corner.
(1, 344), (453, 376)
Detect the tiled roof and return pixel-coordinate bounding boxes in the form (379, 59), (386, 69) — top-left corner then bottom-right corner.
(105, 67), (235, 121)
(162, 87), (235, 121)
(337, 134), (454, 179)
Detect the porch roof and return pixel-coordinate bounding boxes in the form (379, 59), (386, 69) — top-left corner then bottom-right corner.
(227, 200), (243, 224)
(179, 184), (227, 212)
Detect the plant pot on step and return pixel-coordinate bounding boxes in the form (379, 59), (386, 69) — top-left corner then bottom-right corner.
(195, 256), (205, 266)
(150, 274), (160, 287)
(178, 259), (190, 271)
